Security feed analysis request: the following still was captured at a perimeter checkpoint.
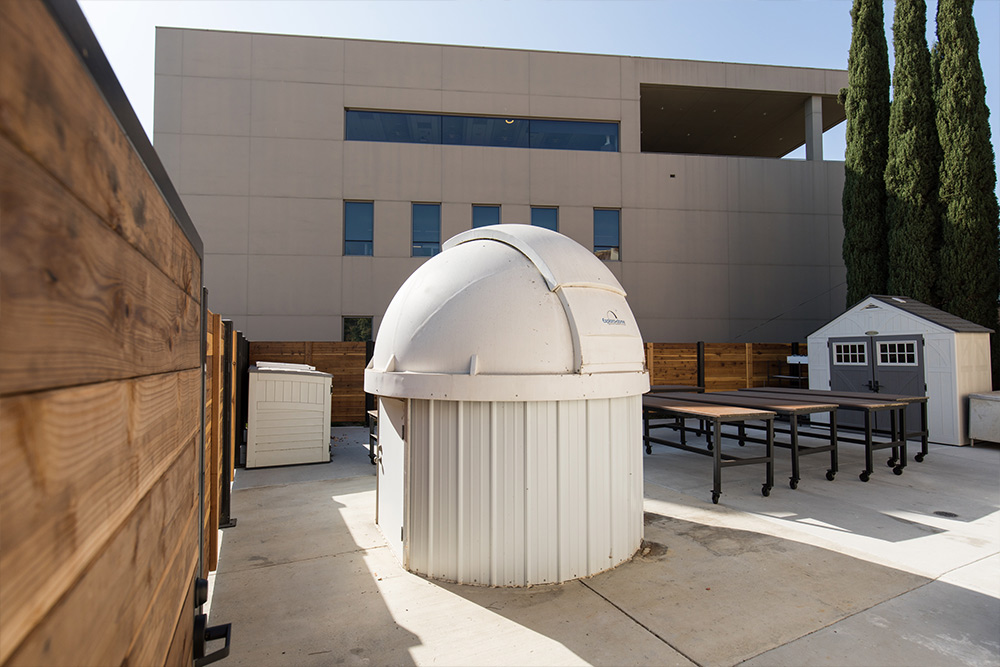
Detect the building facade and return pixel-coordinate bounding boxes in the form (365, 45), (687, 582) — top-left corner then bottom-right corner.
(153, 28), (849, 343)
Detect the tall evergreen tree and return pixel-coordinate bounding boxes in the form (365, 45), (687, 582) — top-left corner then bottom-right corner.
(842, 0), (891, 307)
(886, 0), (940, 304)
(935, 0), (999, 384)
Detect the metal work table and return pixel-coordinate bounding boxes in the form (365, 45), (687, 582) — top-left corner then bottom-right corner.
(653, 390), (838, 489)
(648, 384), (705, 393)
(642, 395), (775, 504)
(745, 387), (930, 462)
(739, 388), (909, 481)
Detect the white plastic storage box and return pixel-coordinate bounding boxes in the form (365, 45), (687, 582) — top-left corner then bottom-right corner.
(969, 392), (1000, 444)
(365, 225), (649, 587)
(247, 361), (332, 468)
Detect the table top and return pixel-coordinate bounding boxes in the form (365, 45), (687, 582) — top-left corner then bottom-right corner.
(744, 386), (926, 403)
(738, 388), (908, 410)
(644, 394), (775, 421)
(658, 390), (838, 415)
(648, 384), (704, 393)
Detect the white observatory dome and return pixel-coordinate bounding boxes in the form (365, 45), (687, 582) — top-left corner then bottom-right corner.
(365, 224), (648, 402)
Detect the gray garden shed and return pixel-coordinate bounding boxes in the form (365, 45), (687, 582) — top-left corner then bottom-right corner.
(807, 295), (993, 445)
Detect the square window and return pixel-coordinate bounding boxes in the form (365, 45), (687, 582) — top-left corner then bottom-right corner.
(412, 203), (441, 257)
(343, 316), (372, 342)
(344, 201), (373, 256)
(594, 209), (620, 260)
(834, 343), (867, 365)
(473, 205), (500, 228)
(531, 207), (558, 231)
(878, 341), (917, 366)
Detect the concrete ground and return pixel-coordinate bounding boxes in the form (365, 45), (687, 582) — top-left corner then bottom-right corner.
(207, 425), (1000, 666)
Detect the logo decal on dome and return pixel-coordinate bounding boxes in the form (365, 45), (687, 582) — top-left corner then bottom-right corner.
(602, 310), (626, 326)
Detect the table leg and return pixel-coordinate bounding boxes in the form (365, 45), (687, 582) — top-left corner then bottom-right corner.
(861, 411), (873, 482)
(712, 420), (722, 504)
(789, 416), (800, 489)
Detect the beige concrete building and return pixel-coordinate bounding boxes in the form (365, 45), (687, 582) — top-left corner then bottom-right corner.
(153, 28), (849, 343)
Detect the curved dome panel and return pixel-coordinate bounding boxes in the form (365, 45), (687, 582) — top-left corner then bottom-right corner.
(372, 239), (576, 376)
(366, 225), (648, 401)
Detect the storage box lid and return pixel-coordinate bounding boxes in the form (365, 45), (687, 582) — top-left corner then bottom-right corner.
(365, 225), (648, 401)
(251, 361), (332, 378)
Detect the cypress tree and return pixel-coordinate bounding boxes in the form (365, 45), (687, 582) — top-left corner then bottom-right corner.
(842, 0), (891, 307)
(886, 0), (940, 305)
(935, 0), (999, 384)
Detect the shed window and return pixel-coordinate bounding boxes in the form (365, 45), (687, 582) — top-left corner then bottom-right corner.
(833, 342), (867, 365)
(878, 341), (918, 366)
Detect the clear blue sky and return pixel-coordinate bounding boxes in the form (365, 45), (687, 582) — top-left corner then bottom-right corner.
(80, 0), (998, 168)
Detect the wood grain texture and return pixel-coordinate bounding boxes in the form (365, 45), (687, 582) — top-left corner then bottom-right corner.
(5, 442), (198, 667)
(0, 369), (200, 664)
(163, 583), (196, 667)
(0, 1), (200, 299)
(123, 540), (199, 667)
(0, 136), (200, 395)
(207, 312), (222, 573)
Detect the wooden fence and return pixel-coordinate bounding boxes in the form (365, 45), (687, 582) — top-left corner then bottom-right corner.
(246, 341), (802, 423)
(645, 342), (802, 391)
(0, 2), (203, 664)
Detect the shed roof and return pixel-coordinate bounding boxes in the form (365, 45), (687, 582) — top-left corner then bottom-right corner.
(868, 296), (994, 333)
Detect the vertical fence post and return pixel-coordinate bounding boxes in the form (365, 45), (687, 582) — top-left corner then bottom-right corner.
(697, 341), (705, 389)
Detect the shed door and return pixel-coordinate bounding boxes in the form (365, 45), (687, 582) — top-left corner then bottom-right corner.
(829, 337), (872, 428)
(377, 397), (407, 566)
(830, 335), (925, 430)
(873, 335), (925, 429)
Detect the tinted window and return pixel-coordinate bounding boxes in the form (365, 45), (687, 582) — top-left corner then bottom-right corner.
(346, 110), (618, 152)
(531, 207), (558, 231)
(345, 110), (440, 144)
(530, 119), (618, 151)
(344, 201), (373, 256)
(472, 205), (500, 228)
(412, 203), (441, 257)
(343, 317), (372, 342)
(443, 116), (529, 148)
(594, 209), (620, 261)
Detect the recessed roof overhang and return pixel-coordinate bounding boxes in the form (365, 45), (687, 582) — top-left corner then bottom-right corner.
(640, 84), (846, 158)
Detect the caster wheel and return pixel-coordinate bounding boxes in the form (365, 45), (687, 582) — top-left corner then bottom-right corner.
(711, 492), (720, 504)
(887, 457), (897, 467)
(915, 453), (925, 463)
(826, 470), (836, 481)
(762, 485), (771, 497)
(707, 443), (714, 451)
(645, 446), (652, 455)
(859, 471), (871, 482)
(893, 465), (904, 476)
(789, 478), (798, 490)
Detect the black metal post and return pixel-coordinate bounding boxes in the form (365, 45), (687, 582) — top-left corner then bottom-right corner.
(219, 320), (237, 529)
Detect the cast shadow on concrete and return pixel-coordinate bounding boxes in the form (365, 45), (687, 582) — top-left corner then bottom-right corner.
(207, 478), (419, 667)
(434, 511), (998, 666)
(644, 435), (999, 543)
